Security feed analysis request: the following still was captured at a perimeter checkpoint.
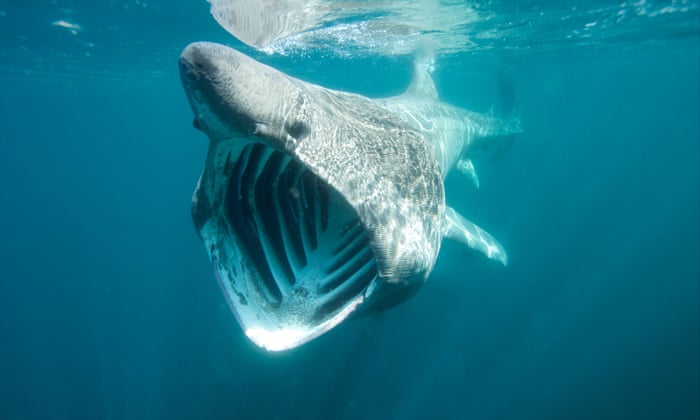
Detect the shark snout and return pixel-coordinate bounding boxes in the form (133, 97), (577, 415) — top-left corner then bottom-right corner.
(179, 42), (258, 138)
(179, 42), (213, 76)
(179, 42), (228, 95)
(179, 42), (249, 80)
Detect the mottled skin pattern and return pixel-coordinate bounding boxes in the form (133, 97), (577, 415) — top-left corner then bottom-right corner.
(289, 89), (444, 283)
(179, 42), (516, 350)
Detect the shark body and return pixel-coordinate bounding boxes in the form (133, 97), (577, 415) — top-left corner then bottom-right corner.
(179, 42), (520, 351)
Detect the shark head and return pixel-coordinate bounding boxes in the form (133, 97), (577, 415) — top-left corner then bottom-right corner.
(179, 42), (302, 143)
(180, 42), (446, 351)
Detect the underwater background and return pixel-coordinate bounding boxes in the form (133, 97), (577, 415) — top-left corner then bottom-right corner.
(0, 1), (698, 419)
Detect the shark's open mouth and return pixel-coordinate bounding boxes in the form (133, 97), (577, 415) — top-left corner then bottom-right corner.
(212, 142), (378, 349)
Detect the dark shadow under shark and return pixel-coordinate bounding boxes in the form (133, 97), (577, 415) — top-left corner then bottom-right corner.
(179, 42), (521, 351)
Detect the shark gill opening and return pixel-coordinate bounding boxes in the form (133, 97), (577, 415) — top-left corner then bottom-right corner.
(224, 143), (377, 320)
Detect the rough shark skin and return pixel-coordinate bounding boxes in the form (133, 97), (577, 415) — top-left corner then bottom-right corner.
(179, 42), (520, 351)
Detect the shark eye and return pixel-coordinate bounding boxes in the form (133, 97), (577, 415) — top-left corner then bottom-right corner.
(286, 120), (309, 140)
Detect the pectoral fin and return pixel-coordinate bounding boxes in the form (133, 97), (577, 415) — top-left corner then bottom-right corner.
(442, 207), (508, 266)
(456, 158), (480, 189)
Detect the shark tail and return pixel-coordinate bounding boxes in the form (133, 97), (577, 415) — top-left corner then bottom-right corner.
(473, 65), (522, 156)
(472, 64), (522, 140)
(472, 110), (522, 139)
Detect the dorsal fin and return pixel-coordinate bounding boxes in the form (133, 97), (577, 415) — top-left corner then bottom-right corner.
(404, 54), (438, 101)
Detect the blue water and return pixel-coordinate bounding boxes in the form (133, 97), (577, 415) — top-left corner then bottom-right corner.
(1, 1), (698, 419)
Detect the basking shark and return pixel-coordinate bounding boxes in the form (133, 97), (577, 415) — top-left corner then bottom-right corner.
(179, 42), (520, 351)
